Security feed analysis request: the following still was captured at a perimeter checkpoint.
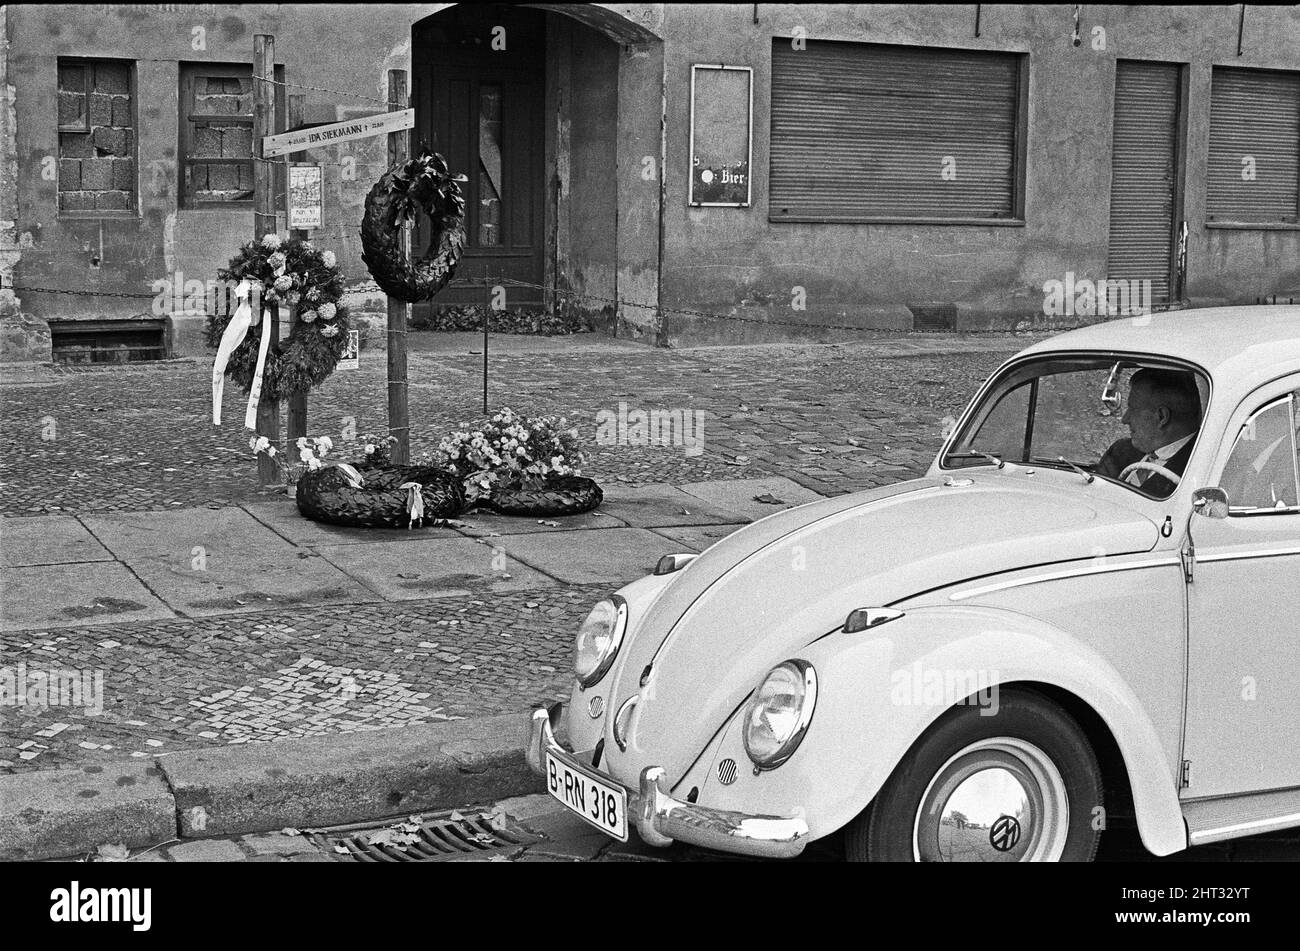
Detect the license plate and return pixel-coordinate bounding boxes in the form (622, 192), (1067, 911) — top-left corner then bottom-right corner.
(545, 750), (628, 841)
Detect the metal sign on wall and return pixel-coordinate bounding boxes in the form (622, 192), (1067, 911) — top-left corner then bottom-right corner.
(288, 164), (323, 230)
(689, 65), (753, 207)
(262, 108), (415, 158)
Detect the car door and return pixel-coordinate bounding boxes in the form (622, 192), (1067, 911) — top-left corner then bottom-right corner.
(1182, 379), (1300, 799)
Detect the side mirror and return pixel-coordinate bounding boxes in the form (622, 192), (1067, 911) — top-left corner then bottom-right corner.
(1192, 487), (1230, 519)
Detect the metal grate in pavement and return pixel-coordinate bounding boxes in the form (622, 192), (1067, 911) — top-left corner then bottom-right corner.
(307, 812), (541, 862)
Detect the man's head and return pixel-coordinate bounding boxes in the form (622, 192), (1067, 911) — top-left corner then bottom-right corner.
(1122, 369), (1202, 453)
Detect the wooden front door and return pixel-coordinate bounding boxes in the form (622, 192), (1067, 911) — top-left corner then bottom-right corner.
(413, 5), (546, 314)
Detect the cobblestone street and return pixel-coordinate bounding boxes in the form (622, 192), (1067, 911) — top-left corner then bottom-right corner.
(0, 333), (1024, 515)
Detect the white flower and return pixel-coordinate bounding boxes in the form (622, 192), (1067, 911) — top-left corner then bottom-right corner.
(267, 251), (287, 269)
(322, 250), (336, 268)
(300, 446), (316, 463)
(252, 435), (270, 453)
(296, 437), (309, 451)
(321, 324), (339, 338)
(318, 302), (336, 321)
(266, 445), (277, 457)
(261, 233), (282, 249)
(365, 444), (375, 454)
(316, 436), (333, 453)
(551, 456), (562, 468)
(307, 457), (323, 471)
(301, 310), (318, 323)
(274, 275), (293, 293)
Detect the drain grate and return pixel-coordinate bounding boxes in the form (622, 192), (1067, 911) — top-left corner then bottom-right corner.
(308, 812), (541, 862)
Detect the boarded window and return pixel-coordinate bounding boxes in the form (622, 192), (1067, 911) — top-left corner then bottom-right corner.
(1206, 67), (1300, 225)
(179, 64), (256, 206)
(57, 59), (136, 214)
(769, 40), (1023, 222)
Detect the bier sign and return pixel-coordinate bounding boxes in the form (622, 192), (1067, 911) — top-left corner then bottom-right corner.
(262, 109), (415, 158)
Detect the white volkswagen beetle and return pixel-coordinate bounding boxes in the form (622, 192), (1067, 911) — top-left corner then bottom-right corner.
(528, 306), (1300, 861)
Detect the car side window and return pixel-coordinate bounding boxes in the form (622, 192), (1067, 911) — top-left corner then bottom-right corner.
(1219, 393), (1300, 514)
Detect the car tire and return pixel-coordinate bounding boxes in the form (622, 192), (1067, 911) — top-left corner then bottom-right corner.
(845, 688), (1103, 862)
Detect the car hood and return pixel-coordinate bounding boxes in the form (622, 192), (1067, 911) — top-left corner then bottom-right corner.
(603, 474), (1160, 784)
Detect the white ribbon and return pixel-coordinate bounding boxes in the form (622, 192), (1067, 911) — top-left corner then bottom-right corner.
(400, 482), (424, 529)
(210, 279), (274, 430)
(335, 463), (365, 489)
(243, 298), (273, 431)
(211, 279), (254, 425)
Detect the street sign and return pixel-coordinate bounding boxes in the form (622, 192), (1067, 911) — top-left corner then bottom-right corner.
(262, 109), (414, 158)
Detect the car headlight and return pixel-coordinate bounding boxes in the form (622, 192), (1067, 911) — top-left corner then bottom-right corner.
(573, 596), (628, 689)
(743, 660), (817, 770)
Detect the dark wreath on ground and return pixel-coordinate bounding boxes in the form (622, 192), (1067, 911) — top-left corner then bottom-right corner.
(361, 148), (467, 303)
(204, 236), (352, 402)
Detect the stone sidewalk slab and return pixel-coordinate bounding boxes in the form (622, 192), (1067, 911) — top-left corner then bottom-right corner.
(596, 484), (749, 528)
(0, 760), (175, 861)
(455, 508), (629, 536)
(0, 561), (175, 631)
(649, 523), (744, 552)
(81, 506), (377, 617)
(241, 500), (465, 548)
(491, 527), (680, 585)
(677, 476), (826, 522)
(0, 515), (114, 567)
(315, 536), (556, 600)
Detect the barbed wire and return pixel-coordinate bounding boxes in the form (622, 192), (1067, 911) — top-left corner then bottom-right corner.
(252, 72), (400, 109)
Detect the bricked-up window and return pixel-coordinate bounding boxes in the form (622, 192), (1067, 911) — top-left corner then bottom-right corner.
(57, 59), (136, 214)
(179, 64), (256, 206)
(1206, 67), (1300, 225)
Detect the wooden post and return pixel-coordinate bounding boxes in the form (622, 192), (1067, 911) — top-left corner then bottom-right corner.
(483, 265), (490, 415)
(386, 69), (410, 465)
(285, 92), (309, 464)
(253, 34), (280, 485)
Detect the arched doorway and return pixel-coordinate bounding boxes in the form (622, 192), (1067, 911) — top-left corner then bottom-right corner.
(410, 3), (664, 338)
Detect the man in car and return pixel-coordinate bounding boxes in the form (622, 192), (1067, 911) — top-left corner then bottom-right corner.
(1096, 369), (1202, 497)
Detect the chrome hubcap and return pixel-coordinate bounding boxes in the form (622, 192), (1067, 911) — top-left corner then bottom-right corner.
(912, 737), (1070, 862)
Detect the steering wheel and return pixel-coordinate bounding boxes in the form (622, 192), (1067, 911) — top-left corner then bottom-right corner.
(1118, 460), (1182, 488)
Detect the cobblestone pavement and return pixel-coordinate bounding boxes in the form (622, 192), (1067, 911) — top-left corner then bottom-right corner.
(0, 585), (595, 775)
(0, 333), (1027, 515)
(51, 794), (1300, 863)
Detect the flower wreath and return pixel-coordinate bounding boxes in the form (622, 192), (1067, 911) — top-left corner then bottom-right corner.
(361, 148), (467, 303)
(204, 234), (351, 402)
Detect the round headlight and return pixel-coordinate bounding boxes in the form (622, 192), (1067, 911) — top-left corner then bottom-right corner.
(573, 596), (628, 688)
(743, 660), (817, 770)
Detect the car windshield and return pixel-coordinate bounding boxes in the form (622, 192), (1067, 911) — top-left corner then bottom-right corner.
(942, 356), (1210, 499)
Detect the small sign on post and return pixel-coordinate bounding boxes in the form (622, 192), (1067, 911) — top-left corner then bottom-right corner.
(338, 329), (360, 370)
(288, 164), (323, 230)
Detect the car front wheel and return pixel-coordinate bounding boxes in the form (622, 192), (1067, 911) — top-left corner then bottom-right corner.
(845, 689), (1103, 862)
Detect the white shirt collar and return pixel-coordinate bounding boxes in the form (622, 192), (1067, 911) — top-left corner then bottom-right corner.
(1151, 432), (1194, 461)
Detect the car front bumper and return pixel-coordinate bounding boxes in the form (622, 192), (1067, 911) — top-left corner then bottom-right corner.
(527, 705), (809, 859)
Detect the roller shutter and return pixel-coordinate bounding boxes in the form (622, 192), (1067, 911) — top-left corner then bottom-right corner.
(1107, 60), (1180, 305)
(769, 39), (1021, 222)
(1207, 67), (1300, 224)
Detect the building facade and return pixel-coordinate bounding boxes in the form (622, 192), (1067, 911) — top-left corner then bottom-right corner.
(2, 3), (1298, 363)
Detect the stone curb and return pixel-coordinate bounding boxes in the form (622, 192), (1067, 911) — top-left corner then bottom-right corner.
(0, 712), (542, 861)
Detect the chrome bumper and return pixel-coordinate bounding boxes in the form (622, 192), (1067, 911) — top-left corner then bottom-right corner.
(527, 705), (809, 859)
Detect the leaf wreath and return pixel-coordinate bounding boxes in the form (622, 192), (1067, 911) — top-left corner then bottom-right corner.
(361, 148), (467, 303)
(204, 236), (352, 402)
